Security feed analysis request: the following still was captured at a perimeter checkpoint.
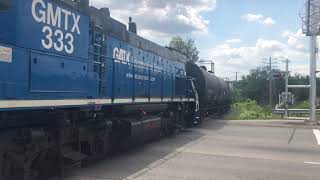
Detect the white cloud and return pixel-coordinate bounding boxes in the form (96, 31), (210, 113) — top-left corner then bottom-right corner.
(263, 17), (276, 26)
(242, 13), (276, 26)
(90, 0), (216, 42)
(207, 29), (309, 79)
(242, 14), (264, 22)
(226, 39), (243, 43)
(282, 29), (308, 50)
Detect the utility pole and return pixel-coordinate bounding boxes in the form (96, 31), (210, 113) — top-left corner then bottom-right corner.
(269, 57), (273, 107)
(300, 0), (320, 124)
(263, 57), (277, 107)
(235, 72), (240, 82)
(283, 59), (290, 117)
(309, 36), (317, 124)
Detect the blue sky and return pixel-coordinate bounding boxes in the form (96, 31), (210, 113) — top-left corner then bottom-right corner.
(91, 0), (309, 80)
(199, 0), (304, 48)
(194, 0), (308, 79)
(200, 0), (309, 79)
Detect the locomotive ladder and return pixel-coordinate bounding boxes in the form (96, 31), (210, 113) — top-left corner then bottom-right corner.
(92, 25), (108, 96)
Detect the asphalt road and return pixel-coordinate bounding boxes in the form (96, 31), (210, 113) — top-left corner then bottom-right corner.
(58, 119), (320, 180)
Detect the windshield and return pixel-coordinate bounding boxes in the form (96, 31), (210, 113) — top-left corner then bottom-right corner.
(0, 0), (10, 11)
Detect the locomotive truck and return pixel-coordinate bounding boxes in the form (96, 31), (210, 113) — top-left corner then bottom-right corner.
(0, 0), (231, 179)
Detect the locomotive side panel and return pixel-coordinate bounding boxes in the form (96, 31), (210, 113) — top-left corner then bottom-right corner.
(0, 0), (193, 110)
(174, 60), (186, 98)
(16, 0), (89, 59)
(0, 0), (16, 45)
(0, 46), (29, 100)
(149, 53), (162, 99)
(0, 0), (99, 106)
(163, 59), (174, 100)
(133, 48), (149, 99)
(29, 52), (95, 97)
(107, 36), (133, 100)
(22, 0), (93, 97)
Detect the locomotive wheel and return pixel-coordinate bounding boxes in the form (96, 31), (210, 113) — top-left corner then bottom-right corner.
(160, 112), (175, 136)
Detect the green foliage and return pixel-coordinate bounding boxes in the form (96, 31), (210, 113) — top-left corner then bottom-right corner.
(234, 66), (285, 105)
(290, 101), (309, 109)
(228, 66), (318, 120)
(231, 86), (243, 103)
(234, 66), (320, 105)
(225, 100), (278, 120)
(168, 36), (199, 62)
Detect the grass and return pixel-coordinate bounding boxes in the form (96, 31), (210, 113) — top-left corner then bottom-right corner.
(224, 99), (280, 120)
(287, 101), (320, 119)
(289, 101), (309, 109)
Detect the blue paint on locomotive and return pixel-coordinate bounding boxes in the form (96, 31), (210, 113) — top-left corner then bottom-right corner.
(0, 0), (97, 101)
(0, 1), (16, 45)
(0, 0), (190, 110)
(16, 0), (90, 59)
(96, 35), (186, 101)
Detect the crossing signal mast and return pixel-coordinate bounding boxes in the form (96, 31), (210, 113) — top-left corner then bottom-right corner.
(300, 0), (320, 124)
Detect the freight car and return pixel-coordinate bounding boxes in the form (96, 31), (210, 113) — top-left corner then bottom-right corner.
(187, 62), (231, 115)
(0, 0), (230, 179)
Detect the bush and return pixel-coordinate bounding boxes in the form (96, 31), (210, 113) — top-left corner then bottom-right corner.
(227, 99), (278, 120)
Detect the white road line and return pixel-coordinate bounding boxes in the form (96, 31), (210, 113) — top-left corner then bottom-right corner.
(312, 129), (320, 145)
(304, 161), (320, 165)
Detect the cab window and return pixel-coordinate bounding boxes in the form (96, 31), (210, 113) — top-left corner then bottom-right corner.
(0, 0), (11, 11)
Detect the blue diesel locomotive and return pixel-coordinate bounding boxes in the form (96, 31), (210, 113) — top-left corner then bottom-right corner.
(0, 0), (230, 179)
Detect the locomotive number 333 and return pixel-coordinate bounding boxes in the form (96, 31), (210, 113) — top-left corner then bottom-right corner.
(31, 0), (81, 54)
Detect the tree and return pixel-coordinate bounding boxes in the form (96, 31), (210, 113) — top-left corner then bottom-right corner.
(235, 66), (320, 106)
(235, 66), (285, 105)
(168, 36), (199, 62)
